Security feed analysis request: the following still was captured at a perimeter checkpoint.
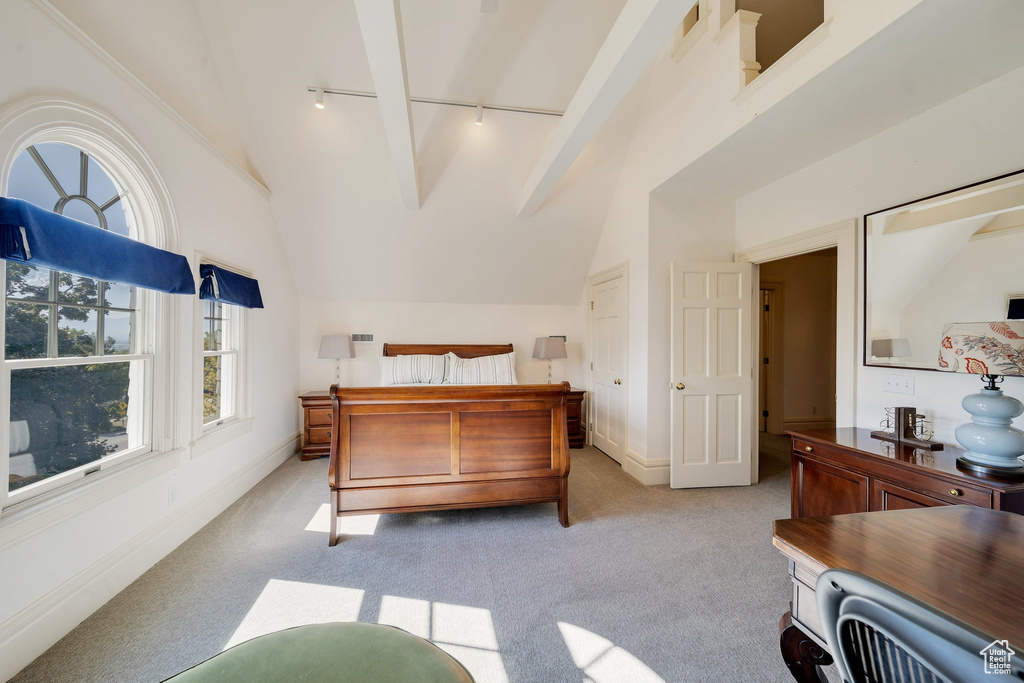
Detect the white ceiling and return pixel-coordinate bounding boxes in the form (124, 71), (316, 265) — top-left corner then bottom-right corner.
(46, 0), (1024, 306)
(51, 0), (632, 304)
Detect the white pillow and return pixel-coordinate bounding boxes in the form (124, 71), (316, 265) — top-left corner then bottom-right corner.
(379, 354), (447, 386)
(445, 351), (518, 385)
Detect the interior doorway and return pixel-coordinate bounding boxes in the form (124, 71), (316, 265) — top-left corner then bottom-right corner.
(756, 248), (838, 477)
(587, 264), (628, 464)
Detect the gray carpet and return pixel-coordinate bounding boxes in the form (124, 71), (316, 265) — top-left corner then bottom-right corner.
(13, 435), (815, 683)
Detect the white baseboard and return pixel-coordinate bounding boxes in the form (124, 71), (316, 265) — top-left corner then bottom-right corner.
(622, 450), (670, 486)
(0, 432), (299, 682)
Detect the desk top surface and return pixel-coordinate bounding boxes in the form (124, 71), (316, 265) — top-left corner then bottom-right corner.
(774, 505), (1024, 648)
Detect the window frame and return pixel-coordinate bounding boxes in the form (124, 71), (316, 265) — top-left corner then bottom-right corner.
(0, 96), (181, 515)
(190, 253), (253, 456)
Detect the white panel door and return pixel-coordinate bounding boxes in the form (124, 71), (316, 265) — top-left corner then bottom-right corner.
(590, 274), (626, 463)
(670, 262), (753, 488)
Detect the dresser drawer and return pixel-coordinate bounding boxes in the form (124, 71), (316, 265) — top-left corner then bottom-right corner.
(308, 427), (333, 445)
(888, 470), (991, 508)
(792, 438), (848, 461)
(308, 408), (333, 427)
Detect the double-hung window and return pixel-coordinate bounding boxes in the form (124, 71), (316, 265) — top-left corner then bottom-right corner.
(193, 258), (253, 449)
(4, 143), (152, 498)
(202, 299), (239, 426)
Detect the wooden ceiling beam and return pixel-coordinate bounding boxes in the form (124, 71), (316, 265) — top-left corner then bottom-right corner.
(354, 0), (420, 209)
(516, 0), (695, 217)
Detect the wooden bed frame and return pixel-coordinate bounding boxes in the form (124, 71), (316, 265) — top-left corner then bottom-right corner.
(328, 343), (571, 546)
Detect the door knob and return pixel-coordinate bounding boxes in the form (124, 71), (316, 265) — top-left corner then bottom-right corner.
(675, 383), (685, 390)
(613, 378), (622, 385)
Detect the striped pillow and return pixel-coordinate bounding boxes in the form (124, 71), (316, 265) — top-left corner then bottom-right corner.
(445, 351), (518, 385)
(379, 354), (447, 386)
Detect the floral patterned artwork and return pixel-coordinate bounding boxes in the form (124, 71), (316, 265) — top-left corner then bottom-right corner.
(938, 321), (1024, 376)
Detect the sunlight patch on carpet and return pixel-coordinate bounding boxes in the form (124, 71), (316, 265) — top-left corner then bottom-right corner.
(223, 579), (364, 650)
(304, 503), (379, 535)
(558, 621), (665, 683)
(376, 596), (508, 683)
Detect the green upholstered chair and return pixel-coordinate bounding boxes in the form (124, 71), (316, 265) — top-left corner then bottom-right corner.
(164, 622), (475, 683)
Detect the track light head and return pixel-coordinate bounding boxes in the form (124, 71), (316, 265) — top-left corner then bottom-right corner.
(475, 105), (483, 126)
(314, 88), (325, 110)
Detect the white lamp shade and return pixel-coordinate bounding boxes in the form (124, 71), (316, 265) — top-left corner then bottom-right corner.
(533, 337), (567, 360)
(938, 321), (1024, 376)
(871, 338), (911, 358)
(318, 334), (355, 359)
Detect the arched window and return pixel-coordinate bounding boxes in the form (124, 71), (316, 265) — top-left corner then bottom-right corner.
(1, 97), (178, 506)
(5, 143), (146, 494)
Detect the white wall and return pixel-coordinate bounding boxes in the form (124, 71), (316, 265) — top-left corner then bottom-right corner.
(300, 300), (586, 392)
(0, 4), (299, 679)
(585, 0), (923, 477)
(735, 65), (1024, 444)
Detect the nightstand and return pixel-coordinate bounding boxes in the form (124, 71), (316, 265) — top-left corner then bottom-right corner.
(299, 391), (333, 461)
(566, 388), (586, 448)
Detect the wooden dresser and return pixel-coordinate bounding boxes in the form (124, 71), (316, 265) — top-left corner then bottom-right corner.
(299, 391), (332, 461)
(566, 388), (586, 448)
(789, 428), (1024, 518)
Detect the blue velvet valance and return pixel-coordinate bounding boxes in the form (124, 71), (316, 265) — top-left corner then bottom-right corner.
(0, 197), (195, 295)
(199, 263), (264, 309)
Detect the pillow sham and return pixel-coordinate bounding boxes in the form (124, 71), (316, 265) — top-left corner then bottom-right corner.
(445, 351), (518, 385)
(379, 354), (447, 386)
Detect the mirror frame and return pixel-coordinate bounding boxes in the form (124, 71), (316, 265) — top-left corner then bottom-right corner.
(863, 167), (1024, 370)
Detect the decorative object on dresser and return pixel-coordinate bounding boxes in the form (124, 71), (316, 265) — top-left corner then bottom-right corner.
(299, 391), (333, 461)
(870, 406), (942, 450)
(318, 334), (355, 387)
(566, 389), (586, 448)
(789, 428), (1024, 519)
(328, 343), (571, 547)
(938, 321), (1024, 477)
(532, 336), (567, 384)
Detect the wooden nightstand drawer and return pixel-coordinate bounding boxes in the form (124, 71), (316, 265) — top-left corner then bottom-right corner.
(308, 427), (332, 445)
(300, 392), (333, 460)
(308, 408), (332, 426)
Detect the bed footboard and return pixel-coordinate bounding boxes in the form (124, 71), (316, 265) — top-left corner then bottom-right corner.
(328, 382), (571, 546)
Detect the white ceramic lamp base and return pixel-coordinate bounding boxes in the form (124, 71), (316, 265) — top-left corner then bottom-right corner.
(954, 387), (1024, 477)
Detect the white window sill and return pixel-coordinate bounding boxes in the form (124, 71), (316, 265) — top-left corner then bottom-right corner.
(190, 417), (254, 459)
(0, 447), (184, 552)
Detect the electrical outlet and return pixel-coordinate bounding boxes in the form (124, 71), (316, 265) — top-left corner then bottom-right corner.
(884, 374), (915, 395)
(168, 484), (177, 507)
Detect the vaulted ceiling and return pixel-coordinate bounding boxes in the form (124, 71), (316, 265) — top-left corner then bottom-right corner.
(51, 0), (636, 305)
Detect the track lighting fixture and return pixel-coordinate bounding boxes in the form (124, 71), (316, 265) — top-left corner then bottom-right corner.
(305, 87), (565, 120)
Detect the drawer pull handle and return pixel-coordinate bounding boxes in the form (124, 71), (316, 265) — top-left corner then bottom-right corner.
(949, 488), (962, 497)
(804, 446), (813, 453)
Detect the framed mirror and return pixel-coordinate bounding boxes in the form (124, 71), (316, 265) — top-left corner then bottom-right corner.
(864, 168), (1024, 370)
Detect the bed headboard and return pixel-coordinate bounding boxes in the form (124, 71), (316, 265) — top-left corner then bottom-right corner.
(382, 343), (514, 358)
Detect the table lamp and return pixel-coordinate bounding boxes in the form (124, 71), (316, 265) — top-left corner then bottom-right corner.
(870, 338), (911, 362)
(938, 321), (1024, 476)
(318, 334), (355, 387)
(533, 337), (567, 384)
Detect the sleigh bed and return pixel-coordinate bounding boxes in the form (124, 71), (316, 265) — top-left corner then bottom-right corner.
(327, 343), (571, 546)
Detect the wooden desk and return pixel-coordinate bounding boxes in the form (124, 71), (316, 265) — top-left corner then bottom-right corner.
(772, 506), (1024, 682)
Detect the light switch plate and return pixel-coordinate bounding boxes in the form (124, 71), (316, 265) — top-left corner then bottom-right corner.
(884, 374), (915, 395)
